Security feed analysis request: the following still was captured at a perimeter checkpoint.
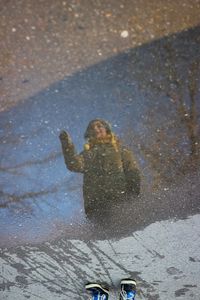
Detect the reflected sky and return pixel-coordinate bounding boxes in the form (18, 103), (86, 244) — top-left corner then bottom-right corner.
(0, 26), (200, 246)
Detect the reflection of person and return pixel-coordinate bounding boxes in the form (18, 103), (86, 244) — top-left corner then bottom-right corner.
(85, 278), (137, 300)
(59, 119), (140, 217)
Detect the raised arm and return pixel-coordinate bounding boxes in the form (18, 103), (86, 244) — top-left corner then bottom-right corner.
(59, 131), (84, 173)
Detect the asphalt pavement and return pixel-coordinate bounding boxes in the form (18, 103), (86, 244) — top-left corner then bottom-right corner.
(0, 1), (200, 299)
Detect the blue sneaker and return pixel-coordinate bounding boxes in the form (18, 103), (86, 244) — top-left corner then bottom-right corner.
(85, 282), (109, 300)
(119, 279), (136, 300)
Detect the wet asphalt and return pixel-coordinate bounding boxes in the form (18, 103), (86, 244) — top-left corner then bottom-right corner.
(0, 1), (200, 299)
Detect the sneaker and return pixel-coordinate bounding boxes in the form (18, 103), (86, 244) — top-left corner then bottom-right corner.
(85, 282), (109, 300)
(119, 278), (136, 300)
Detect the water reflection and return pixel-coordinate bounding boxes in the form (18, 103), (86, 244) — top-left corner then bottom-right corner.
(59, 119), (140, 219)
(0, 26), (200, 245)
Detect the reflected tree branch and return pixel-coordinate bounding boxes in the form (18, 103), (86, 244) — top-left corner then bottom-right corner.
(0, 184), (60, 208)
(0, 151), (61, 172)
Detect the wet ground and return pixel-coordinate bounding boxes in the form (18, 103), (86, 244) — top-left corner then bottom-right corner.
(1, 1), (200, 299)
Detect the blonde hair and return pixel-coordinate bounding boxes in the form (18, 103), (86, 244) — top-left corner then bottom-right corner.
(84, 133), (120, 152)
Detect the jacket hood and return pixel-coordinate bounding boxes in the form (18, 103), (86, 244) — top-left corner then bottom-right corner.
(84, 119), (112, 139)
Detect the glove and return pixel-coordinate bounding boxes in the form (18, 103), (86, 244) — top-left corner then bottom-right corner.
(59, 130), (72, 145)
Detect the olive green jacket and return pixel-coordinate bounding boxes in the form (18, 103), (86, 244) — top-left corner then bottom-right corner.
(60, 139), (140, 212)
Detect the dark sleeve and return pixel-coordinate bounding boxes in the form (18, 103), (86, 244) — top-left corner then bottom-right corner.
(60, 139), (84, 173)
(121, 148), (140, 195)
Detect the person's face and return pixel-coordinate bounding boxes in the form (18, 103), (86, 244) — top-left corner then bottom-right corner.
(91, 121), (107, 139)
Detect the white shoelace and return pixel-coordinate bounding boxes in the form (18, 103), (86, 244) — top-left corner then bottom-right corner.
(90, 293), (107, 300)
(120, 288), (133, 300)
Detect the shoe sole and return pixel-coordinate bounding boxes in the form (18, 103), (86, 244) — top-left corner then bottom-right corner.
(120, 279), (136, 287)
(85, 283), (109, 294)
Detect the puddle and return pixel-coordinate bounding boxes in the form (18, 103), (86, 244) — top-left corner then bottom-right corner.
(0, 26), (200, 247)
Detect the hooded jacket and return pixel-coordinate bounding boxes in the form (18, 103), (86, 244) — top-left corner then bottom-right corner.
(60, 128), (140, 215)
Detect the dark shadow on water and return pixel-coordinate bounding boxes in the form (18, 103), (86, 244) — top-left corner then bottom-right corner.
(53, 167), (200, 242)
(0, 26), (200, 246)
